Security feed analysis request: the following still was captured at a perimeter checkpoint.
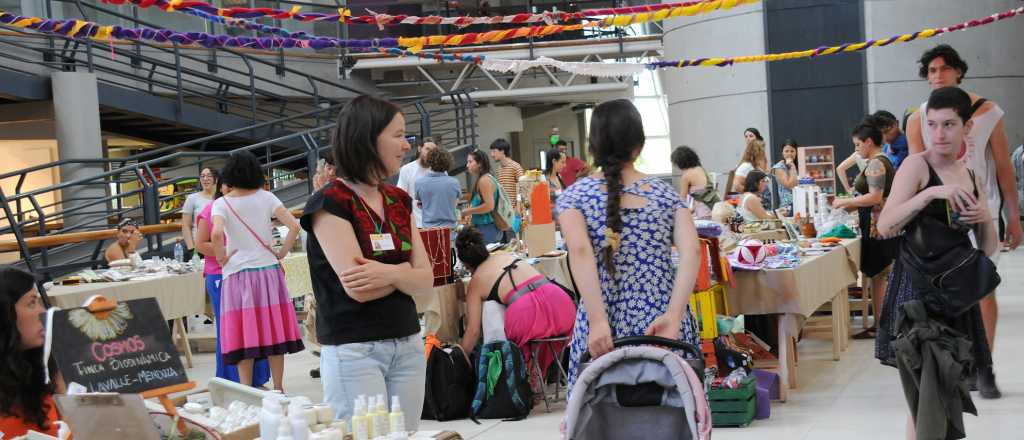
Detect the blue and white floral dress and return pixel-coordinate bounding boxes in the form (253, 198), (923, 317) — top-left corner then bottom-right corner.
(556, 176), (700, 392)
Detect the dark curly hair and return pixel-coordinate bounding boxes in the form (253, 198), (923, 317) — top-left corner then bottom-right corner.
(424, 147), (453, 173)
(670, 145), (702, 170)
(918, 44), (968, 84)
(455, 227), (490, 271)
(588, 99), (645, 275)
(220, 150), (265, 190)
(0, 266), (55, 432)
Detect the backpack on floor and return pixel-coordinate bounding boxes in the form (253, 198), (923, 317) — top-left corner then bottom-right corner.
(422, 336), (475, 421)
(471, 340), (534, 422)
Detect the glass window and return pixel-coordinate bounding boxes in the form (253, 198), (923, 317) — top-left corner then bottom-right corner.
(636, 137), (673, 175)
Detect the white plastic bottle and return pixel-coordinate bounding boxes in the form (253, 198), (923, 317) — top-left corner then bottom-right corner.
(289, 402), (311, 440)
(351, 398), (369, 440)
(372, 395), (388, 437)
(388, 396), (405, 435)
(260, 396), (285, 440)
(277, 420), (294, 440)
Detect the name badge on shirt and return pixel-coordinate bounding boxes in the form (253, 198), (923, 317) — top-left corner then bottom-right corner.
(370, 233), (395, 251)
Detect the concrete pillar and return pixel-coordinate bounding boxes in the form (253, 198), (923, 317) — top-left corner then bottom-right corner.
(659, 1), (769, 176)
(52, 72), (108, 231)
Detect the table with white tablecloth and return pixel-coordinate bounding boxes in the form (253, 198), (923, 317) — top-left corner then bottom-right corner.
(45, 270), (206, 367)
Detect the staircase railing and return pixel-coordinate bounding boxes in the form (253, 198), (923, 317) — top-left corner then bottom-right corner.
(1, 90), (477, 278)
(0, 0), (372, 130)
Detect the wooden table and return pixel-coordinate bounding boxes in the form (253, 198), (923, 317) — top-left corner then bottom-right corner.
(728, 238), (861, 397)
(46, 270), (206, 368)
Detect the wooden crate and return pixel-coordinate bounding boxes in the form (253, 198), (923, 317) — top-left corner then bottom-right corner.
(708, 375), (757, 427)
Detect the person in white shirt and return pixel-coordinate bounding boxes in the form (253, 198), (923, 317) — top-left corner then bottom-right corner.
(397, 138), (437, 227)
(211, 150), (304, 390)
(181, 167), (217, 258)
(904, 44), (1020, 399)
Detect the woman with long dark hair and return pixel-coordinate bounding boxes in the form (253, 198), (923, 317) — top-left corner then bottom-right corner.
(460, 148), (502, 244)
(544, 148), (567, 196)
(195, 174), (271, 386)
(557, 99), (701, 392)
(772, 139), (800, 211)
(300, 95), (434, 426)
(0, 266), (60, 437)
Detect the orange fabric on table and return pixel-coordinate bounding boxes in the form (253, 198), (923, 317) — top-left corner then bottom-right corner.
(0, 394), (60, 437)
(530, 182), (552, 224)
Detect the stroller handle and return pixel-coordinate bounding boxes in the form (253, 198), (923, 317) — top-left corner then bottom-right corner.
(579, 336), (703, 364)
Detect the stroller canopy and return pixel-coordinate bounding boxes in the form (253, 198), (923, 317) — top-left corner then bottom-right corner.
(563, 345), (712, 440)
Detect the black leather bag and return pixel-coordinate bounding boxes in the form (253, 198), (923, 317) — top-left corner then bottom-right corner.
(899, 213), (1000, 318)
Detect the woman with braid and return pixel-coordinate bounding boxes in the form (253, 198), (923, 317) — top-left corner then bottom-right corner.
(557, 99), (701, 393)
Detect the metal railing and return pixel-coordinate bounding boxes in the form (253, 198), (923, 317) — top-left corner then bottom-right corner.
(0, 90), (477, 279)
(0, 0), (372, 131)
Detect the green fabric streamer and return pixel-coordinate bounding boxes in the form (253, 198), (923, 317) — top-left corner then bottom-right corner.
(484, 351), (503, 398)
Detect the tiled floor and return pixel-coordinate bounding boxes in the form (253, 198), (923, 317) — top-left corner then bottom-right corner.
(182, 248), (1024, 439)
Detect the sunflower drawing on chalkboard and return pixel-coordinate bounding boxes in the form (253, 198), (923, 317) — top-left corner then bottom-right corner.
(68, 303), (133, 341)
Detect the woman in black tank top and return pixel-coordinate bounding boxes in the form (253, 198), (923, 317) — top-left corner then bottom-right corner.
(872, 88), (1001, 438)
(454, 227), (575, 370)
(832, 123), (897, 339)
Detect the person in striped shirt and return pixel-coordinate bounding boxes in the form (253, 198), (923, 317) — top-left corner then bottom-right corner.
(489, 138), (525, 212)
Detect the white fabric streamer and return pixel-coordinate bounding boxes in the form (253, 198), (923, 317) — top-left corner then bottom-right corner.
(480, 56), (647, 77)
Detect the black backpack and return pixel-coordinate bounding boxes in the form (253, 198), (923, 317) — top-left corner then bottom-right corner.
(422, 342), (475, 421)
(470, 340), (534, 422)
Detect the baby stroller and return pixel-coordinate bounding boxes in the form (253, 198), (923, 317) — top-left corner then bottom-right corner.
(562, 336), (712, 440)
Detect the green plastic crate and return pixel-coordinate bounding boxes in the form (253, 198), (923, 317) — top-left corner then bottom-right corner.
(707, 375), (757, 427)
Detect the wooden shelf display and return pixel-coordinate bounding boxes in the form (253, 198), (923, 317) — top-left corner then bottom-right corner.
(797, 145), (837, 195)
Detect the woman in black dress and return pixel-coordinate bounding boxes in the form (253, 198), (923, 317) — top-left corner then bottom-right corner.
(832, 122), (896, 339)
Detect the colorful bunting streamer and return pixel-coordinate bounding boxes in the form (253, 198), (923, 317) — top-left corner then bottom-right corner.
(100, 0), (757, 28)
(0, 0), (752, 53)
(648, 5), (1024, 69)
(2, 3), (1019, 80)
(0, 11), (399, 49)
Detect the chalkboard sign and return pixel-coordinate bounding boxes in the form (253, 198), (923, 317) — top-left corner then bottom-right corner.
(51, 297), (188, 394)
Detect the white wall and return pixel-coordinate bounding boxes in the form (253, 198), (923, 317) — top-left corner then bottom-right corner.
(660, 1), (769, 175)
(865, 0), (1024, 148)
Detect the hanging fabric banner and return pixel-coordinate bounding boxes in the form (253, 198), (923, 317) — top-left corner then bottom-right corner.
(480, 56), (646, 78)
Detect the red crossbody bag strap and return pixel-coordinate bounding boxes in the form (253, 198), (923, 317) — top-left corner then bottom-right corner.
(221, 197), (285, 273)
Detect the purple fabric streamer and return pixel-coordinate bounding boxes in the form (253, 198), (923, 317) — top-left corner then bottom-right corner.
(0, 11), (399, 50)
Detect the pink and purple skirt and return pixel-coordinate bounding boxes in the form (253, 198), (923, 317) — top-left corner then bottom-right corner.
(220, 264), (304, 365)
